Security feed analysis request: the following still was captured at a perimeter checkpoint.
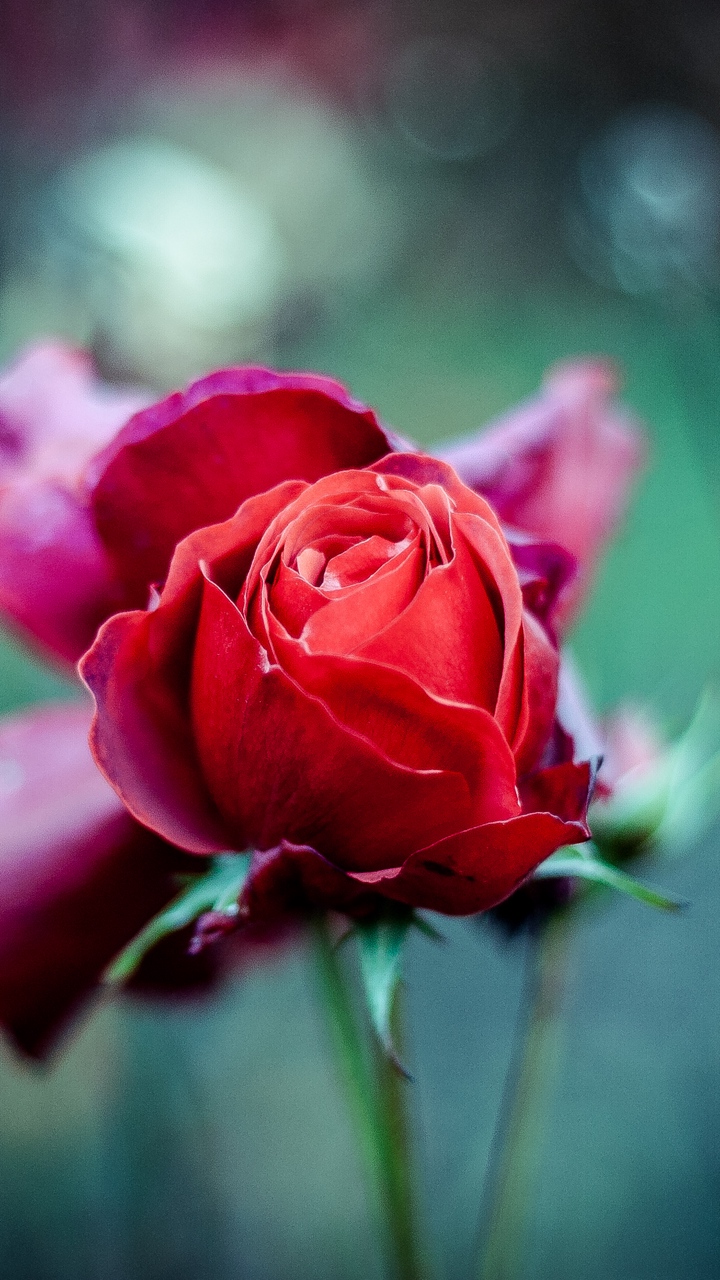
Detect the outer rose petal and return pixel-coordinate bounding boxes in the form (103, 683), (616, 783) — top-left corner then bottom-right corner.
(0, 701), (187, 1056)
(242, 843), (379, 920)
(239, 761), (592, 921)
(510, 611), (562, 776)
(81, 487), (307, 854)
(436, 360), (644, 626)
(350, 768), (592, 914)
(90, 368), (393, 603)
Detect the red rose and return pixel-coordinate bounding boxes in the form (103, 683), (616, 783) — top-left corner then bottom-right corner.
(82, 452), (593, 919)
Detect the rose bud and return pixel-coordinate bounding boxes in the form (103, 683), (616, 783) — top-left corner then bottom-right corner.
(0, 352), (394, 666)
(82, 453), (594, 921)
(0, 699), (279, 1058)
(591, 691), (720, 858)
(437, 360), (644, 627)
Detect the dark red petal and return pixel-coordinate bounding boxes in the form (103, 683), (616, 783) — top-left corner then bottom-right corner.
(519, 758), (595, 824)
(350, 805), (590, 915)
(241, 843), (377, 920)
(83, 607), (229, 853)
(0, 701), (185, 1056)
(190, 576), (475, 870)
(90, 370), (392, 602)
(505, 532), (578, 632)
(0, 482), (123, 665)
(510, 611), (560, 774)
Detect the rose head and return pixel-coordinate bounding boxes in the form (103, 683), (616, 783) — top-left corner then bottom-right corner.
(83, 452), (593, 920)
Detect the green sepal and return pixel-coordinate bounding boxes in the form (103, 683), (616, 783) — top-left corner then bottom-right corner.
(411, 912), (446, 943)
(356, 909), (413, 1079)
(533, 845), (686, 912)
(104, 852), (252, 985)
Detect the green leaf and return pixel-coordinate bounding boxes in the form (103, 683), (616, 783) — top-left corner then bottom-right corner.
(533, 848), (686, 912)
(104, 852), (251, 985)
(357, 911), (413, 1078)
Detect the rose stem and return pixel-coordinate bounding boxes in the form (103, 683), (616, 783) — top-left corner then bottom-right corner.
(311, 915), (426, 1280)
(474, 910), (574, 1280)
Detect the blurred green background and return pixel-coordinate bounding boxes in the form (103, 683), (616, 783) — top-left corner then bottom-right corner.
(1, 2), (719, 1277)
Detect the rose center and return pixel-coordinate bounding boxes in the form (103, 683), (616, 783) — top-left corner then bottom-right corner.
(295, 533), (415, 594)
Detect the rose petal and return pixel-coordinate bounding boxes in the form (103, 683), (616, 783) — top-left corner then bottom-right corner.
(300, 538), (424, 655)
(265, 635), (520, 825)
(0, 342), (149, 488)
(90, 369), (392, 602)
(518, 758), (596, 822)
(350, 803), (590, 915)
(511, 611), (561, 775)
(505, 532), (577, 631)
(82, 485), (306, 852)
(242, 843), (377, 920)
(355, 517), (504, 711)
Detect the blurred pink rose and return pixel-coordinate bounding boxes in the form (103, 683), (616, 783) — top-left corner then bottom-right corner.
(437, 360), (644, 627)
(0, 343), (150, 665)
(0, 698), (213, 1056)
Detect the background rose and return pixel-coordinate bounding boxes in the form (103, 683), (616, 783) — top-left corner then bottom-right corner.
(438, 360), (644, 627)
(0, 343), (151, 664)
(82, 452), (593, 919)
(0, 700), (187, 1055)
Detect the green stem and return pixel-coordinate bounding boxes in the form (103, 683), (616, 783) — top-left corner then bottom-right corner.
(374, 996), (424, 1279)
(475, 911), (574, 1280)
(312, 916), (425, 1280)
